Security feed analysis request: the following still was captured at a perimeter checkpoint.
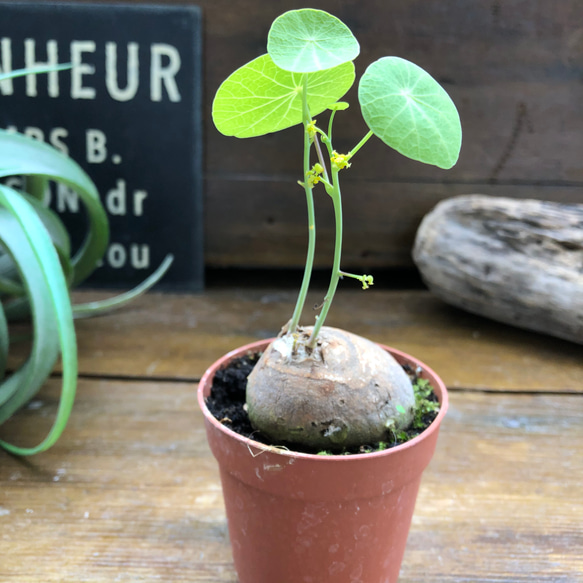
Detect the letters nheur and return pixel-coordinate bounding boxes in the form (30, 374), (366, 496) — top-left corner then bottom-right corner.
(0, 38), (182, 102)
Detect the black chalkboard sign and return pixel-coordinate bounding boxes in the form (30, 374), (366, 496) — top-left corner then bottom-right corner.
(0, 2), (203, 291)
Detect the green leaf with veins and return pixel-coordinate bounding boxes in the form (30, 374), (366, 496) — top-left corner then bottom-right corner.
(358, 57), (462, 169)
(267, 8), (359, 73)
(212, 54), (355, 138)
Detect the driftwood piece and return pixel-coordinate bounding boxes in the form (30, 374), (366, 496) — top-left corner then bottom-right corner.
(413, 195), (583, 344)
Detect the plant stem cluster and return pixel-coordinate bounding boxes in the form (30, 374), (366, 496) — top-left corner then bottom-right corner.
(289, 82), (375, 346)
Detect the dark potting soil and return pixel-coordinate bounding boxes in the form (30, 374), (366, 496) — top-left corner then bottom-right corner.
(205, 352), (440, 455)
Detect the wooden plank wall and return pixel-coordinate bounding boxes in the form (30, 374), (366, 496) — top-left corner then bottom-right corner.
(14, 0), (583, 269)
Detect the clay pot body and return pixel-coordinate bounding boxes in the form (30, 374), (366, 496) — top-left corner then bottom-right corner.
(198, 338), (448, 583)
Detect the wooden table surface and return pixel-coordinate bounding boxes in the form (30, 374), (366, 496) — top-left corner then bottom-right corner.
(1, 288), (582, 582)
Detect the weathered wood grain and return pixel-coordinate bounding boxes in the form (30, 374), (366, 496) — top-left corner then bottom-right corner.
(200, 0), (583, 268)
(414, 195), (583, 344)
(194, 0), (583, 183)
(9, 289), (583, 392)
(7, 0), (583, 268)
(199, 0), (583, 268)
(403, 391), (583, 583)
(205, 180), (583, 269)
(0, 378), (581, 582)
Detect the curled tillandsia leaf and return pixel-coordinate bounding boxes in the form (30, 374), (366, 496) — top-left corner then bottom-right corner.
(0, 129), (109, 286)
(0, 63), (71, 82)
(73, 254), (174, 319)
(0, 167), (172, 453)
(0, 65), (173, 455)
(0, 185), (75, 456)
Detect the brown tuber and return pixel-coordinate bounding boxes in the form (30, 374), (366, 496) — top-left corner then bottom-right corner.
(246, 326), (415, 451)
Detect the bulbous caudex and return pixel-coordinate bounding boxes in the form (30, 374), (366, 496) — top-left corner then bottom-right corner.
(246, 326), (415, 451)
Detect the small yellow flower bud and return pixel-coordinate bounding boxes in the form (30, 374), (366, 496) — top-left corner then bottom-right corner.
(331, 151), (351, 171)
(307, 120), (318, 139)
(306, 163), (325, 188)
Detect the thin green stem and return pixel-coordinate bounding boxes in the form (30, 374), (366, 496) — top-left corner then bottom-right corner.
(289, 75), (316, 333)
(347, 129), (374, 161)
(319, 177), (333, 192)
(328, 110), (337, 146)
(309, 167), (342, 347)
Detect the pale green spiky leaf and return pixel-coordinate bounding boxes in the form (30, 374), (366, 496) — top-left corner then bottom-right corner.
(0, 208), (59, 410)
(19, 195), (74, 285)
(73, 254), (174, 318)
(0, 63), (71, 82)
(0, 300), (7, 381)
(0, 185), (77, 456)
(19, 193), (72, 258)
(0, 130), (108, 285)
(267, 9), (359, 73)
(358, 57), (462, 169)
(213, 54), (355, 138)
(0, 197), (72, 297)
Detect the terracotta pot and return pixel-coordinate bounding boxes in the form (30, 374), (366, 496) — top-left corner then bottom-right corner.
(198, 338), (448, 583)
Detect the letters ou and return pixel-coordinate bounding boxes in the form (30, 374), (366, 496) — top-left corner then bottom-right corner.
(131, 244), (150, 269)
(108, 243), (126, 268)
(107, 243), (150, 269)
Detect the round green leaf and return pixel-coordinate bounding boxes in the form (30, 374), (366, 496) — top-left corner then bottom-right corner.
(267, 9), (359, 73)
(358, 57), (462, 169)
(212, 54), (355, 138)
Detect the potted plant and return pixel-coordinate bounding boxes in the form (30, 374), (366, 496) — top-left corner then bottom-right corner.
(0, 65), (172, 456)
(198, 9), (461, 583)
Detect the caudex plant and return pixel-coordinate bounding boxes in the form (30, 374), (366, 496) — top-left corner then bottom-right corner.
(0, 65), (172, 456)
(212, 9), (461, 452)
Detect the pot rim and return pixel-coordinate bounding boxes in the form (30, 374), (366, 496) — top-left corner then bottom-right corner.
(197, 337), (448, 462)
